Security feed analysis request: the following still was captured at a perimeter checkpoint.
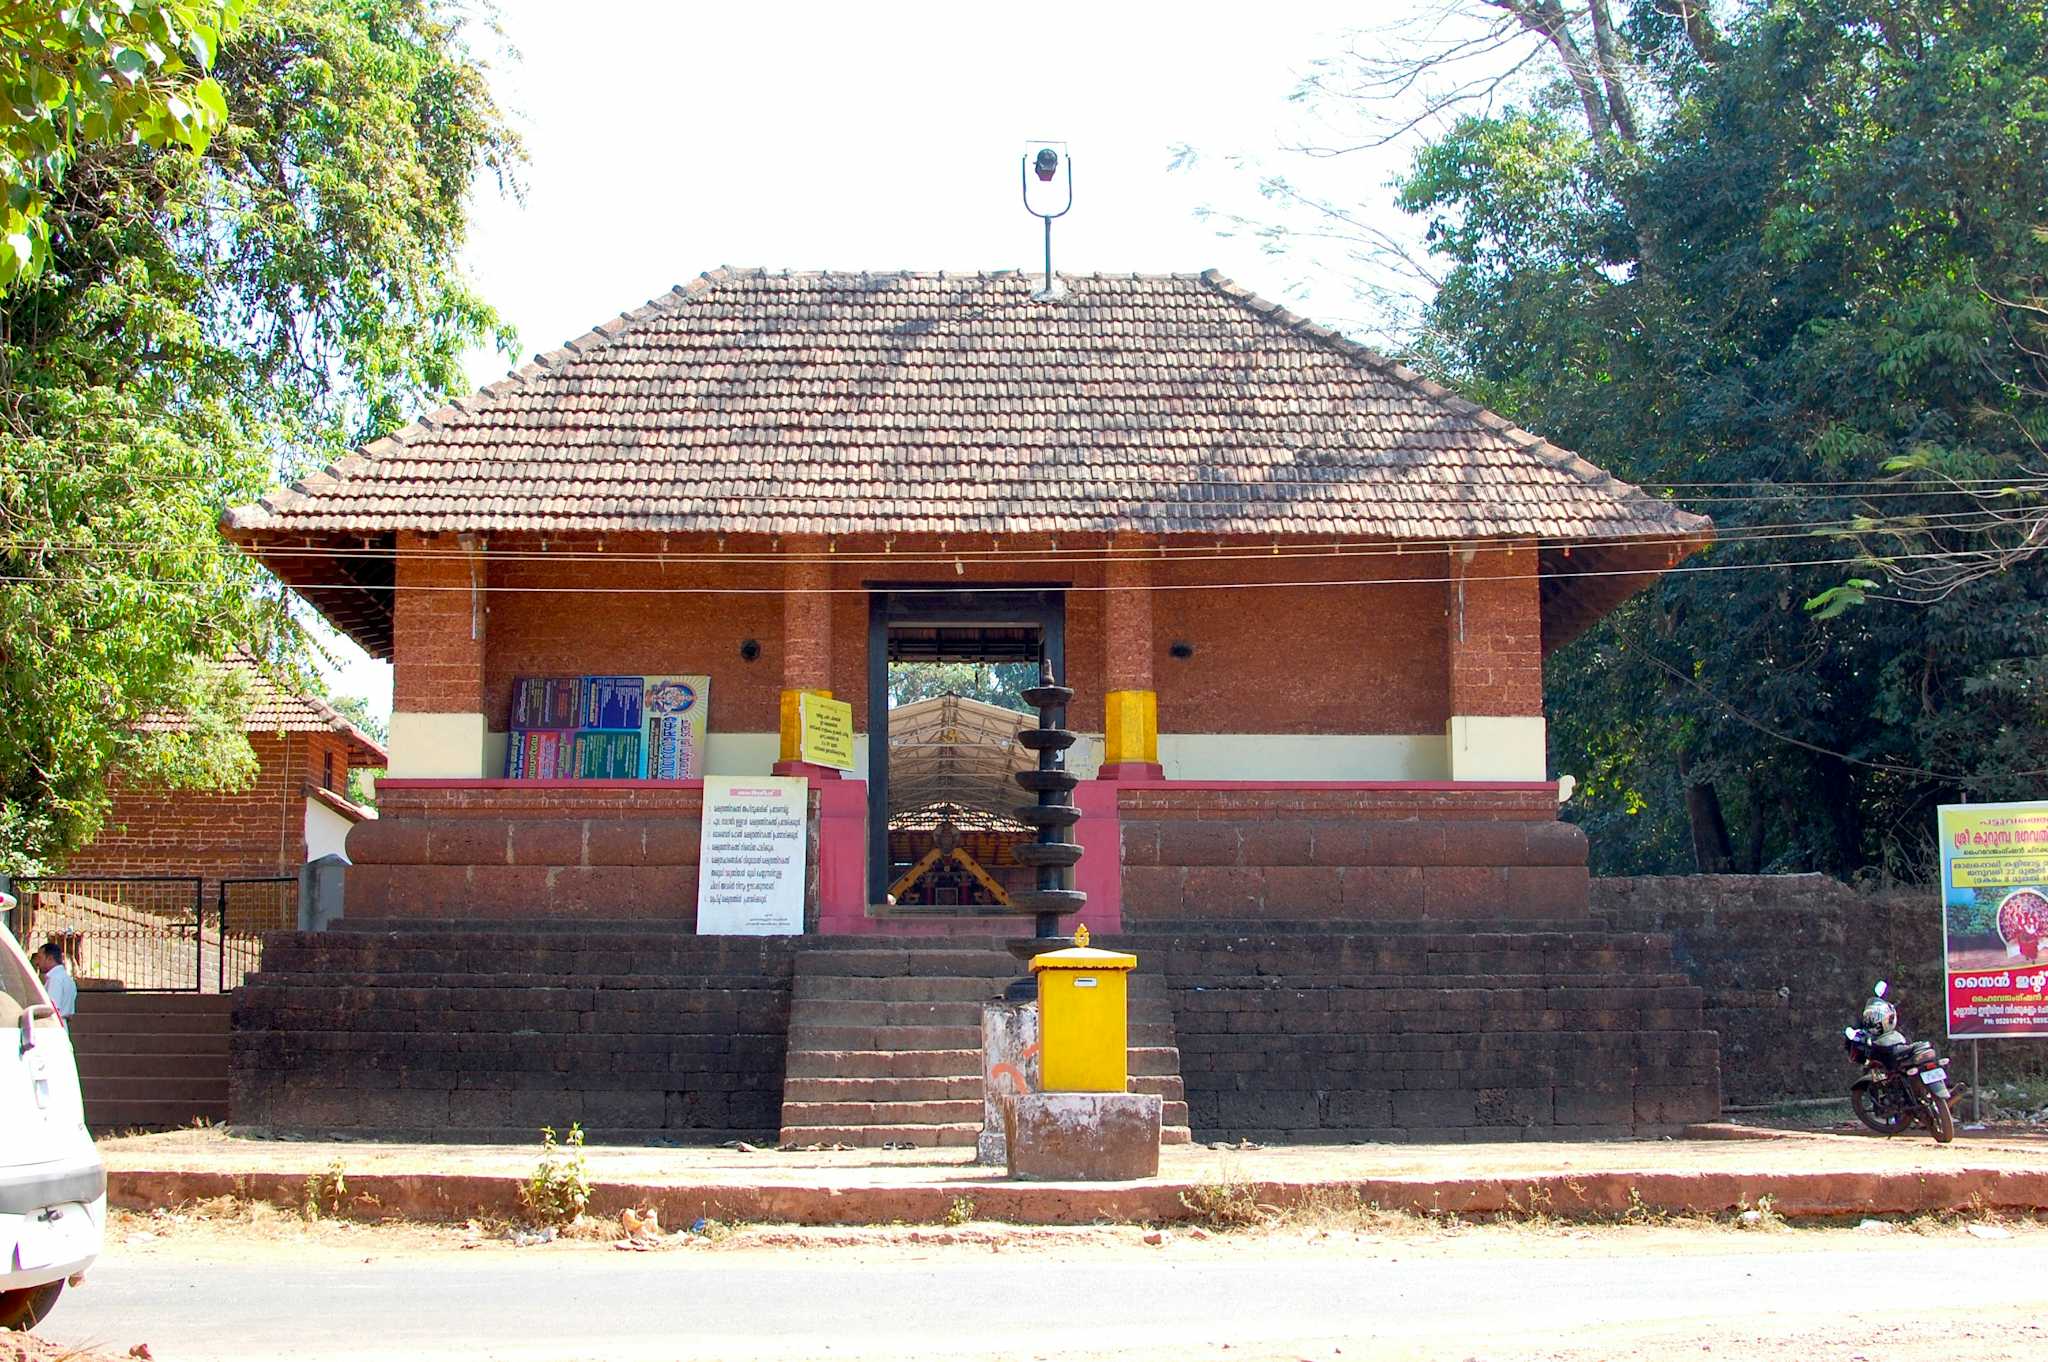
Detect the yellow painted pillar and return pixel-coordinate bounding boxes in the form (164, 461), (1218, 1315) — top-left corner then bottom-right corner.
(1103, 689), (1158, 768)
(778, 688), (834, 763)
(1102, 538), (1162, 779)
(774, 537), (840, 777)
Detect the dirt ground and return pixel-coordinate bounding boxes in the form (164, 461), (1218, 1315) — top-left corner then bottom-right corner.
(1452, 1311), (2048, 1362)
(59, 1203), (2048, 1362)
(61, 1122), (2048, 1360)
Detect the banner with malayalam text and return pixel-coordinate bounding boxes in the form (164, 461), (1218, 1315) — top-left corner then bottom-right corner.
(504, 673), (709, 779)
(697, 775), (807, 935)
(1938, 801), (2048, 1039)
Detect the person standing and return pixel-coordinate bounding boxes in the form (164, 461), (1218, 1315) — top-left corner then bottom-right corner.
(33, 940), (77, 1023)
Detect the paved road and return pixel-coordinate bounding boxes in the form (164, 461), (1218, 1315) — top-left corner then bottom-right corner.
(39, 1233), (2048, 1361)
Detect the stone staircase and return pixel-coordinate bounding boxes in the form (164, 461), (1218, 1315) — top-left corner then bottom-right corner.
(72, 991), (231, 1131)
(779, 941), (1192, 1149)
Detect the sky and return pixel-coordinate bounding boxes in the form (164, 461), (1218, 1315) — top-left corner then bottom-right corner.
(314, 0), (1438, 718)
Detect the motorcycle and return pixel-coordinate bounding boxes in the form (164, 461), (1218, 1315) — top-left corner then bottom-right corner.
(1842, 980), (1955, 1144)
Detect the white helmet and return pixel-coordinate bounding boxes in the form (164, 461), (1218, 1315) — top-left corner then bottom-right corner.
(1862, 998), (1897, 1032)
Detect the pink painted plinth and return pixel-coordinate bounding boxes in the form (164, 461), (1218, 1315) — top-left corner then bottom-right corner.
(1096, 762), (1165, 782)
(773, 760), (844, 780)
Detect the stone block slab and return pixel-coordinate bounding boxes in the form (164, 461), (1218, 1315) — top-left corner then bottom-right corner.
(1001, 1091), (1163, 1181)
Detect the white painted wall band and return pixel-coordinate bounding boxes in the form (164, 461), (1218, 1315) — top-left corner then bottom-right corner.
(454, 728), (1506, 783)
(1157, 734), (1450, 782)
(1445, 716), (1548, 781)
(388, 712), (490, 779)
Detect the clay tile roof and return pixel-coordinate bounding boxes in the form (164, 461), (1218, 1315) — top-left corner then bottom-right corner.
(223, 269), (1709, 545)
(134, 651), (388, 766)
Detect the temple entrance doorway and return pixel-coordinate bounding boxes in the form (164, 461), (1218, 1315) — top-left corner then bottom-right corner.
(865, 588), (1064, 909)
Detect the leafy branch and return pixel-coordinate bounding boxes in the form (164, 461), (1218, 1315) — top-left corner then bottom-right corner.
(0, 0), (246, 290)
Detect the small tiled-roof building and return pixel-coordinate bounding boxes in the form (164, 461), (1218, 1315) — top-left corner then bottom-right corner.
(68, 652), (387, 893)
(223, 268), (1709, 929)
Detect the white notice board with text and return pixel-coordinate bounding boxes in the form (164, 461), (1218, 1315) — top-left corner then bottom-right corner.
(697, 775), (808, 934)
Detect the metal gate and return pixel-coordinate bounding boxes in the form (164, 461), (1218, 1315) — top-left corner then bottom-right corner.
(9, 875), (206, 992)
(217, 876), (297, 991)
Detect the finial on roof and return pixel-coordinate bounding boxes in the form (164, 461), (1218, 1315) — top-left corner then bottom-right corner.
(1021, 142), (1073, 301)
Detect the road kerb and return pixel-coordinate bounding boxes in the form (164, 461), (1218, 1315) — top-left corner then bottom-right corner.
(107, 1163), (2048, 1227)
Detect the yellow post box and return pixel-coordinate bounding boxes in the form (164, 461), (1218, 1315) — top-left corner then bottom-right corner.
(1030, 925), (1136, 1093)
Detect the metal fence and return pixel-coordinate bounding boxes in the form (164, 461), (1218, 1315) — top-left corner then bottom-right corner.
(11, 875), (206, 991)
(218, 876), (297, 991)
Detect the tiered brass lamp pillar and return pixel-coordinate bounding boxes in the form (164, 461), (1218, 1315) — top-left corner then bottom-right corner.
(1004, 657), (1085, 1001)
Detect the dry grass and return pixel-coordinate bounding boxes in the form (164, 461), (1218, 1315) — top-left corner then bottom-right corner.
(1176, 1176), (1271, 1230)
(1163, 1178), (2044, 1237)
(3, 1335), (130, 1362)
(105, 1185), (2048, 1254)
(1177, 1179), (1448, 1235)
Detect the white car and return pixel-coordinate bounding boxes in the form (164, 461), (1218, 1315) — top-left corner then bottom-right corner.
(0, 894), (103, 1331)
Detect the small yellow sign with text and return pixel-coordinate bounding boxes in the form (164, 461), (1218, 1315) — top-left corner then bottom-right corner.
(798, 692), (856, 771)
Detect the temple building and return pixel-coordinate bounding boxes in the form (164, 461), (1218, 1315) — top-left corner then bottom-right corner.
(223, 270), (1723, 1143)
(226, 269), (1706, 933)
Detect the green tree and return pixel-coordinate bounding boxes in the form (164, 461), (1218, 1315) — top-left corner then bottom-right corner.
(1273, 0), (2048, 877)
(324, 694), (388, 747)
(887, 661), (1038, 711)
(0, 0), (516, 871)
(0, 0), (244, 289)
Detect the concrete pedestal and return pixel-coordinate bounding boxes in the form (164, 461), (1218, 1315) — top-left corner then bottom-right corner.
(977, 1001), (1040, 1166)
(999, 1091), (1162, 1181)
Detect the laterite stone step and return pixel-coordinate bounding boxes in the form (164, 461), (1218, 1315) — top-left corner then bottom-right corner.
(789, 1016), (1177, 1048)
(780, 1071), (1188, 1099)
(779, 940), (1194, 1150)
(83, 1075), (228, 1104)
(75, 1053), (227, 1080)
(785, 1048), (985, 1080)
(794, 976), (1012, 1004)
(782, 1043), (1186, 1082)
(71, 1011), (231, 1037)
(780, 1122), (982, 1149)
(790, 998), (1177, 1028)
(786, 1024), (986, 1052)
(780, 1099), (985, 1126)
(782, 1076), (984, 1103)
(793, 950), (1017, 978)
(70, 991), (234, 1132)
(67, 1030), (229, 1058)
(78, 991), (233, 1013)
(86, 1099), (229, 1130)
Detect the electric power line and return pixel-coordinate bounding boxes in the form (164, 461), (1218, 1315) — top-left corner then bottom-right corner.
(1637, 651), (2048, 785)
(0, 508), (2029, 568)
(0, 544), (2018, 596)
